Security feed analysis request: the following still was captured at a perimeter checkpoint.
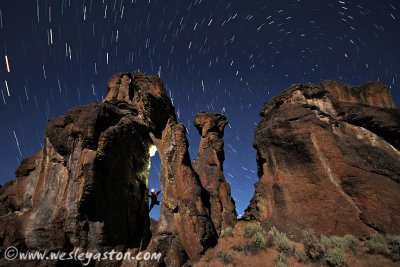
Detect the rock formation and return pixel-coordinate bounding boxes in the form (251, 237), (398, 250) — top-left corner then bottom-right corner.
(192, 112), (237, 234)
(0, 72), (237, 266)
(1, 103), (151, 252)
(142, 120), (218, 265)
(245, 80), (400, 239)
(0, 73), (174, 261)
(5, 73), (399, 266)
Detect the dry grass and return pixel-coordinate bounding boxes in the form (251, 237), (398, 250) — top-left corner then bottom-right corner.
(195, 222), (399, 267)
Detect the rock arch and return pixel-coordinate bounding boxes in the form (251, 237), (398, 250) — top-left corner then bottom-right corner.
(0, 72), (237, 266)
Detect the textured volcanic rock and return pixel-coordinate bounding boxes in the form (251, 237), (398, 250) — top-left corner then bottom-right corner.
(245, 80), (400, 239)
(0, 72), (175, 255)
(0, 72), (222, 266)
(192, 112), (237, 234)
(141, 120), (218, 265)
(0, 109), (153, 267)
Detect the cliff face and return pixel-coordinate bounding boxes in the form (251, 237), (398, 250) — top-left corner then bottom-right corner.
(0, 72), (237, 266)
(245, 80), (400, 239)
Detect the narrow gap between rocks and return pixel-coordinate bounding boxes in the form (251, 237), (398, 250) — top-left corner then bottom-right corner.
(148, 145), (162, 221)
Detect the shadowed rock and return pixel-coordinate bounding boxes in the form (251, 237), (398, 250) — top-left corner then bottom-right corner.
(0, 72), (221, 267)
(245, 80), (400, 240)
(0, 72), (176, 256)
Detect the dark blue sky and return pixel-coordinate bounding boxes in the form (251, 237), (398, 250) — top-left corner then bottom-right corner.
(0, 0), (399, 219)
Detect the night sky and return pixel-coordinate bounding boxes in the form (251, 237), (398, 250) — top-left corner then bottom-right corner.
(0, 0), (399, 219)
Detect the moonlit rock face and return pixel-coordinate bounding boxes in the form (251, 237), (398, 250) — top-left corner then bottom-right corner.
(245, 80), (400, 240)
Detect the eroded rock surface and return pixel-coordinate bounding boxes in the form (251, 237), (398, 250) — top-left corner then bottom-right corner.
(0, 73), (177, 262)
(141, 120), (218, 265)
(0, 72), (225, 267)
(193, 112), (237, 234)
(245, 80), (400, 239)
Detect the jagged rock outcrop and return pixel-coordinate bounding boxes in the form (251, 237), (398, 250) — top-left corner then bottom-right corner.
(245, 80), (400, 239)
(0, 72), (226, 266)
(192, 112), (237, 234)
(0, 73), (176, 261)
(140, 120), (218, 266)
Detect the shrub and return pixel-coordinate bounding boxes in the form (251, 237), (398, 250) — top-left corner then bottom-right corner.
(387, 235), (400, 261)
(267, 226), (291, 253)
(220, 227), (233, 238)
(366, 234), (389, 255)
(343, 234), (358, 252)
(365, 234), (400, 261)
(242, 224), (268, 254)
(276, 252), (287, 267)
(216, 251), (234, 265)
(266, 233), (275, 248)
(320, 234), (358, 252)
(243, 224), (264, 238)
(276, 233), (291, 253)
(295, 249), (308, 263)
(268, 226), (280, 238)
(324, 247), (347, 267)
(255, 231), (266, 249)
(321, 235), (341, 249)
(302, 229), (325, 261)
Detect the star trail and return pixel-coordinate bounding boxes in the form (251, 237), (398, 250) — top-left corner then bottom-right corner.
(0, 0), (399, 218)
